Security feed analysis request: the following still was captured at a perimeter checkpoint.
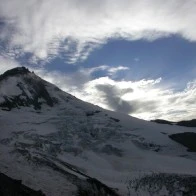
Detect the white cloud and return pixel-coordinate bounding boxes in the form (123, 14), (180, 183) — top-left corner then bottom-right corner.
(0, 56), (21, 73)
(30, 65), (196, 121)
(78, 77), (196, 121)
(0, 0), (196, 63)
(107, 66), (129, 75)
(80, 65), (129, 76)
(0, 60), (195, 121)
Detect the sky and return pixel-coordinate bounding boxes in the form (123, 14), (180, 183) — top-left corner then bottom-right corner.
(0, 0), (196, 121)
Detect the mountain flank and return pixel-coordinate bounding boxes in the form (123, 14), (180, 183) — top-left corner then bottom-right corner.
(151, 119), (196, 127)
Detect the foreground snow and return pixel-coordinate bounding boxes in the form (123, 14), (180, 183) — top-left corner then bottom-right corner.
(1, 106), (196, 195)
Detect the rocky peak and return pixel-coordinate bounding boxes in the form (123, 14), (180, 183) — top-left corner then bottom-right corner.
(0, 67), (31, 81)
(0, 67), (58, 111)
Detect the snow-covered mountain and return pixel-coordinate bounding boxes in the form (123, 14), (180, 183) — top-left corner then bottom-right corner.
(0, 67), (196, 196)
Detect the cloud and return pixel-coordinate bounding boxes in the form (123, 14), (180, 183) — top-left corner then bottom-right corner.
(81, 77), (196, 121)
(0, 59), (195, 121)
(0, 0), (196, 63)
(96, 84), (134, 114)
(26, 65), (196, 121)
(107, 66), (129, 75)
(81, 65), (129, 76)
(31, 65), (129, 93)
(0, 56), (21, 73)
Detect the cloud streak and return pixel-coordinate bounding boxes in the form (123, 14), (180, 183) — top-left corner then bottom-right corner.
(0, 0), (196, 63)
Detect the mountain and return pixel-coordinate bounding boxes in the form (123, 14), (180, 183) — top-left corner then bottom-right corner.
(0, 67), (196, 196)
(151, 119), (196, 127)
(0, 67), (58, 110)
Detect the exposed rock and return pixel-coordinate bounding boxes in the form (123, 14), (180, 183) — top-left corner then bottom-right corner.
(0, 172), (45, 196)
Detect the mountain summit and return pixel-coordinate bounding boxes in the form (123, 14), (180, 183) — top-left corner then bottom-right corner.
(0, 67), (30, 78)
(0, 67), (60, 110)
(0, 67), (196, 196)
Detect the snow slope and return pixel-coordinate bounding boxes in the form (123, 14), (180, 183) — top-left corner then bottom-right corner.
(0, 67), (196, 196)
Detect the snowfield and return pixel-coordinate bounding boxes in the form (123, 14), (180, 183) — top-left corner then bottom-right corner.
(0, 67), (196, 196)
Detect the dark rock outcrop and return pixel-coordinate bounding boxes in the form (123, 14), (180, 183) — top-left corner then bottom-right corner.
(0, 172), (45, 196)
(151, 119), (196, 127)
(169, 132), (196, 152)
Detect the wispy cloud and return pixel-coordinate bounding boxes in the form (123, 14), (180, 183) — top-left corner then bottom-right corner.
(0, 0), (196, 63)
(80, 65), (129, 76)
(0, 56), (21, 72)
